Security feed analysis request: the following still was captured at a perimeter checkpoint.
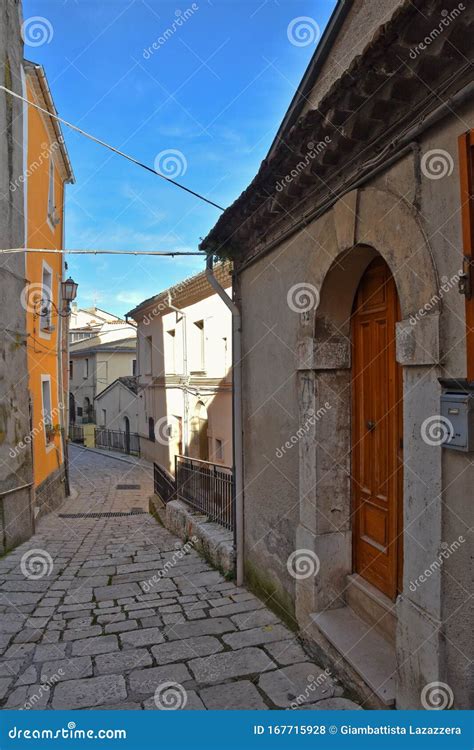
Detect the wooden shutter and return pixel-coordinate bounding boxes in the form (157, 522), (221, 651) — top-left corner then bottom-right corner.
(458, 130), (474, 380)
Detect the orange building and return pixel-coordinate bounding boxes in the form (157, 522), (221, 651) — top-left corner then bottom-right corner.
(23, 61), (74, 516)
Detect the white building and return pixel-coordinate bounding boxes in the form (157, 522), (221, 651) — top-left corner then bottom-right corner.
(127, 263), (233, 473)
(94, 377), (138, 433)
(69, 304), (134, 344)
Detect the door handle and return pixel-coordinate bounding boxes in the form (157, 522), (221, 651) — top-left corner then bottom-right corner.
(366, 420), (376, 431)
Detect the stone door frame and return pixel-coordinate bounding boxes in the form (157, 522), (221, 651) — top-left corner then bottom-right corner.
(294, 188), (445, 708)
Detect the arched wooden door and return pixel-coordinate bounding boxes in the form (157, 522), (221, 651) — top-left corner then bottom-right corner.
(351, 257), (403, 600)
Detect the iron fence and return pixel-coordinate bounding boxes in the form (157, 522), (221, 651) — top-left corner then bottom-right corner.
(153, 462), (177, 504)
(175, 455), (234, 531)
(94, 428), (140, 456)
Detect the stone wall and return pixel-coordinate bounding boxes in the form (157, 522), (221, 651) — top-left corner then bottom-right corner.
(35, 465), (67, 519)
(238, 103), (473, 708)
(0, 0), (34, 553)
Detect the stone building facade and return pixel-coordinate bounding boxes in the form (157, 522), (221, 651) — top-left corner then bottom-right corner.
(0, 0), (34, 552)
(201, 0), (473, 709)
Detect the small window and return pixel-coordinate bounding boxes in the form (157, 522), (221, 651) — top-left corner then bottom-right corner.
(48, 157), (55, 223)
(143, 335), (152, 374)
(69, 360), (73, 379)
(41, 378), (53, 445)
(193, 320), (205, 371)
(167, 329), (176, 373)
(77, 406), (83, 417)
(215, 438), (224, 461)
(101, 409), (106, 427)
(40, 264), (53, 332)
(132, 358), (137, 376)
(83, 358), (89, 379)
(148, 417), (155, 442)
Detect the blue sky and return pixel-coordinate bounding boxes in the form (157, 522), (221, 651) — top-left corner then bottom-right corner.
(23, 0), (336, 317)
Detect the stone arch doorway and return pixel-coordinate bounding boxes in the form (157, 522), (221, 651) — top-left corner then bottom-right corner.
(351, 256), (403, 601)
(294, 190), (444, 707)
(123, 416), (130, 454)
(190, 401), (209, 461)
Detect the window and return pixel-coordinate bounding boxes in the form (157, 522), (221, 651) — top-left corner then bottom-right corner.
(77, 406), (83, 418)
(69, 360), (73, 379)
(215, 438), (224, 461)
(148, 417), (155, 442)
(48, 157), (55, 223)
(101, 409), (107, 427)
(83, 358), (89, 379)
(41, 377), (52, 446)
(193, 319), (205, 372)
(40, 263), (53, 333)
(132, 358), (137, 376)
(166, 329), (176, 373)
(142, 335), (152, 374)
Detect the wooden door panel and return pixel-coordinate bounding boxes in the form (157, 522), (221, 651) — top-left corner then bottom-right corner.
(352, 258), (403, 600)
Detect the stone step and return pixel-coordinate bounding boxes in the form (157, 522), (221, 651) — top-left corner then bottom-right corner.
(310, 606), (396, 706)
(345, 573), (397, 645)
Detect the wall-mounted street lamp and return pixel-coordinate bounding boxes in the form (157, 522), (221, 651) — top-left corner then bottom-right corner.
(61, 276), (78, 313)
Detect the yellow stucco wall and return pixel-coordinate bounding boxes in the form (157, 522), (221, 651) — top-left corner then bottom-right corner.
(25, 77), (65, 488)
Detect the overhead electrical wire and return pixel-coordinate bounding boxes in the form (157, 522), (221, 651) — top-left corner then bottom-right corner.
(0, 248), (205, 256)
(0, 84), (226, 212)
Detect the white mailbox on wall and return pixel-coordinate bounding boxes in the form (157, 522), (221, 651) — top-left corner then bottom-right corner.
(440, 381), (474, 452)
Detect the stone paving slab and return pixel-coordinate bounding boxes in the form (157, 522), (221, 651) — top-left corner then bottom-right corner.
(0, 447), (361, 711)
(200, 680), (269, 710)
(188, 647), (276, 683)
(52, 675), (127, 709)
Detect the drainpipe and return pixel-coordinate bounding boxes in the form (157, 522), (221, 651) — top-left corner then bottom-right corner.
(167, 293), (189, 455)
(206, 255), (243, 587)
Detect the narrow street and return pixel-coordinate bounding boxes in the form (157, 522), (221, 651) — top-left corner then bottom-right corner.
(0, 447), (361, 711)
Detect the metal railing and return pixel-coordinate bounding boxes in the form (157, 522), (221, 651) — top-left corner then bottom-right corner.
(153, 462), (177, 504)
(69, 424), (84, 443)
(94, 428), (140, 456)
(175, 455), (234, 531)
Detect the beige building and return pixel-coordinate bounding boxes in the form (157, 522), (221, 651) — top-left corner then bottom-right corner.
(69, 336), (137, 424)
(127, 264), (233, 473)
(201, 0), (473, 709)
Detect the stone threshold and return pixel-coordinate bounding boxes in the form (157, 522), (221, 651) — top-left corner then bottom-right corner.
(310, 606), (396, 707)
(150, 496), (235, 578)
